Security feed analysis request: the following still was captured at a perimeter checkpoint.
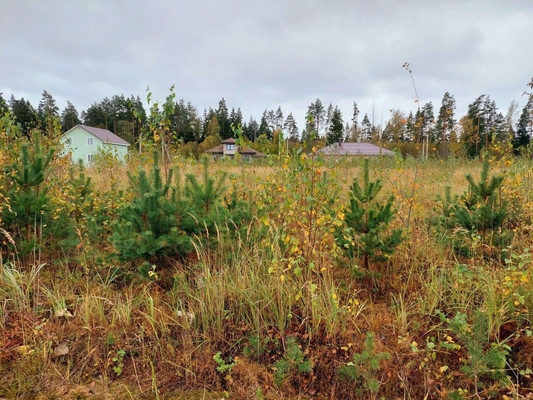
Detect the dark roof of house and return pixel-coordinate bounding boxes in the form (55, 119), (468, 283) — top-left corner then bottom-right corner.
(317, 142), (395, 156)
(239, 147), (266, 157)
(206, 145), (224, 154)
(222, 138), (237, 144)
(65, 124), (130, 146)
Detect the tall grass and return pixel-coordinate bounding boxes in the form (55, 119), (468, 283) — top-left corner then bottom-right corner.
(0, 262), (45, 314)
(2, 155), (533, 398)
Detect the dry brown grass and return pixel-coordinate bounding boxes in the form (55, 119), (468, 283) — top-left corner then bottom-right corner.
(2, 154), (533, 399)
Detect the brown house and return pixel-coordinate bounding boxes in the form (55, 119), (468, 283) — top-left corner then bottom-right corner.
(206, 138), (266, 160)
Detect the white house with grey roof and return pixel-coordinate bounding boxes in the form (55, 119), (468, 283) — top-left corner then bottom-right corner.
(62, 124), (131, 165)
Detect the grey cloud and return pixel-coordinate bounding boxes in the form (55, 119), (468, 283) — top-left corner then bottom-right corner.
(1, 0), (531, 126)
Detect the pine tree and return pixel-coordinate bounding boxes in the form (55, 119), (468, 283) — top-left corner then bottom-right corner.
(273, 337), (313, 387)
(435, 92), (456, 157)
(468, 163), (509, 251)
(504, 100), (519, 141)
(344, 122), (351, 141)
(338, 331), (390, 397)
(435, 156), (512, 261)
(259, 110), (272, 140)
(172, 99), (200, 144)
(0, 92), (8, 114)
(185, 157), (228, 238)
(441, 311), (511, 396)
(37, 90), (60, 135)
(463, 95), (506, 156)
(244, 117), (259, 142)
(283, 113), (299, 142)
(274, 106), (284, 131)
(404, 111), (417, 142)
(349, 101), (360, 141)
(127, 95), (146, 145)
(325, 103), (334, 132)
(307, 98), (326, 137)
(229, 107), (243, 131)
(351, 101), (359, 130)
(417, 102), (435, 142)
(2, 136), (54, 255)
(361, 114), (372, 141)
(338, 159), (403, 272)
(9, 95), (39, 136)
(217, 98), (231, 139)
(382, 110), (406, 142)
(111, 152), (194, 263)
(82, 102), (106, 128)
(61, 101), (81, 132)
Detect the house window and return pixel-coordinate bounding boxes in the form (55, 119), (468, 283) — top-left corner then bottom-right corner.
(87, 137), (94, 146)
(87, 154), (94, 163)
(227, 144), (234, 150)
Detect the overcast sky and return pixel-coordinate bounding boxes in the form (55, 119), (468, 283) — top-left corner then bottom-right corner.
(1, 0), (532, 129)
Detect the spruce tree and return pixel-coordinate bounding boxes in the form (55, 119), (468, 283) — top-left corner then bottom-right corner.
(327, 106), (344, 145)
(514, 97), (533, 149)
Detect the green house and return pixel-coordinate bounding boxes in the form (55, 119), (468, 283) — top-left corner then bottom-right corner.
(62, 124), (131, 165)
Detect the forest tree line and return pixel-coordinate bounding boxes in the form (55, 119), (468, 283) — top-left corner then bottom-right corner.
(1, 81), (532, 158)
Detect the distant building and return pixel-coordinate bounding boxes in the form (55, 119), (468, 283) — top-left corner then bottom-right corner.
(316, 142), (395, 156)
(62, 124), (130, 165)
(206, 138), (266, 160)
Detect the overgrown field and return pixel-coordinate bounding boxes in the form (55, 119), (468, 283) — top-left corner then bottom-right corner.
(2, 135), (533, 399)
